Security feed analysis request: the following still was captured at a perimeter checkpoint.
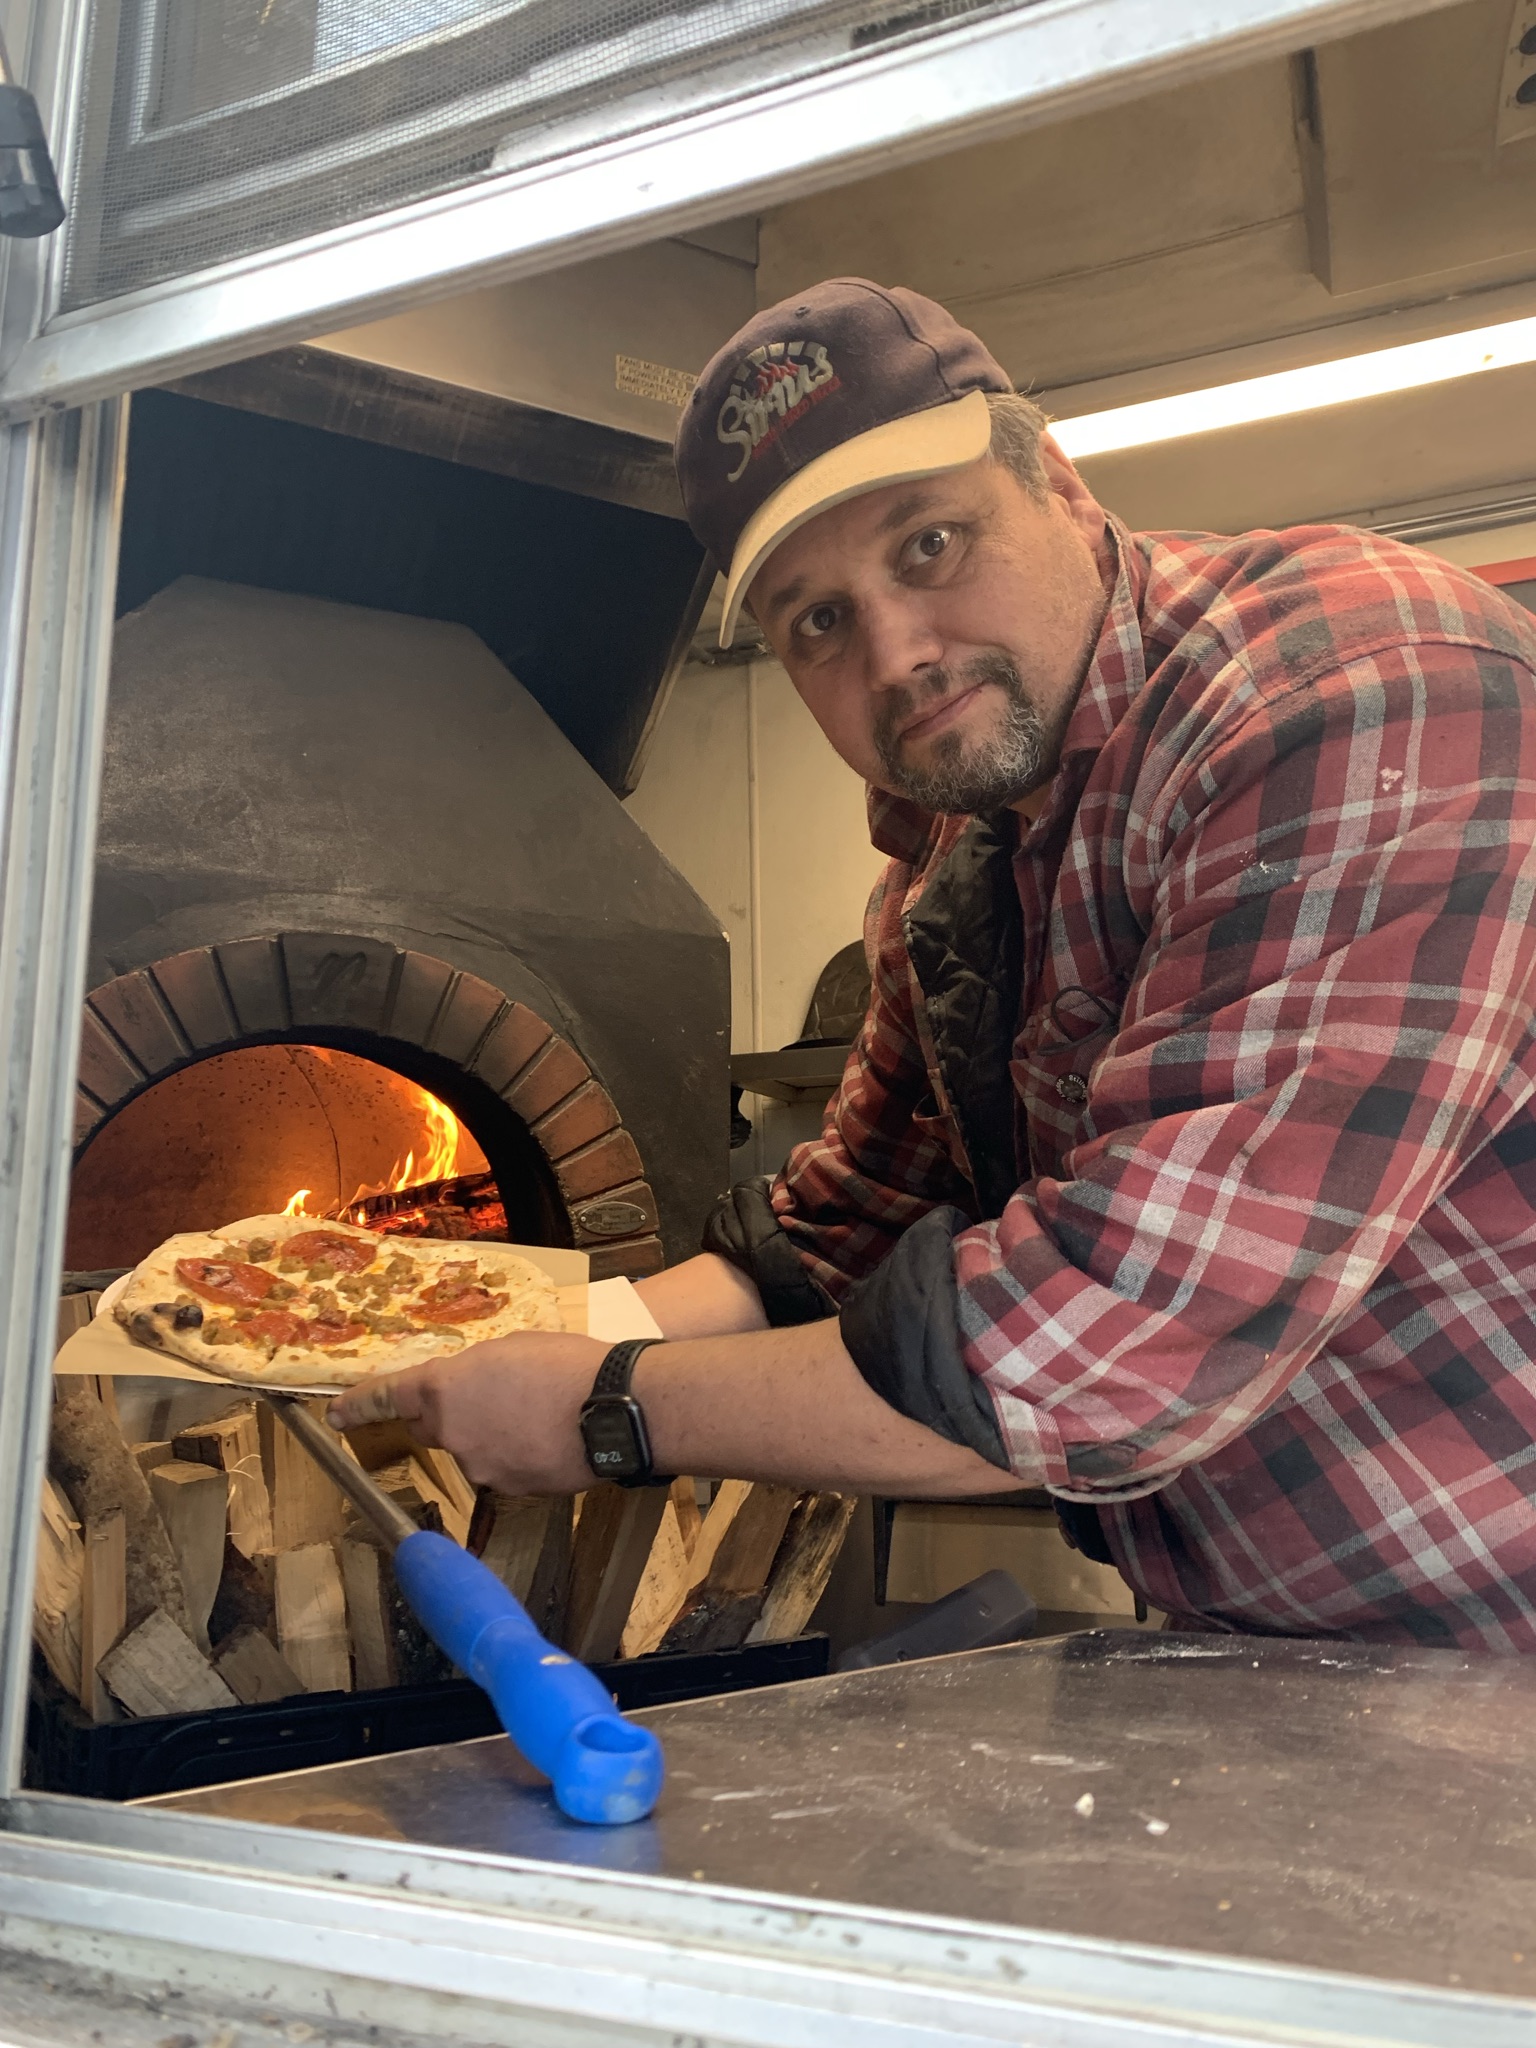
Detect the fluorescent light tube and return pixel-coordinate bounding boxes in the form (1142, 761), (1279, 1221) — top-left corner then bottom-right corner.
(1052, 313), (1536, 460)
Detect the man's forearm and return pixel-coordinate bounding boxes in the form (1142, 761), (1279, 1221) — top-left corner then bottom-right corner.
(329, 1317), (1028, 1499)
(635, 1320), (1024, 1497)
(633, 1251), (770, 1338)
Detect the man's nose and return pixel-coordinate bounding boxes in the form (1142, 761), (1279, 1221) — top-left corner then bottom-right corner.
(859, 591), (943, 695)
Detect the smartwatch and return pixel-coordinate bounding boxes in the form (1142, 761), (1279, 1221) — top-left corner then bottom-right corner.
(579, 1337), (672, 1488)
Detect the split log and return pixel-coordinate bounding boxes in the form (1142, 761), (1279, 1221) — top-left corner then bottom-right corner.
(412, 1447), (475, 1544)
(259, 1398), (348, 1549)
(148, 1460), (230, 1652)
(343, 1418), (475, 1540)
(341, 1417), (419, 1470)
(562, 1483), (669, 1662)
(469, 1494), (558, 1605)
(614, 1478), (751, 1658)
(620, 1496), (691, 1659)
(366, 1459), (450, 1534)
(527, 1495), (575, 1641)
(213, 1623), (304, 1705)
(55, 1293), (94, 1353)
(275, 1542), (352, 1694)
(659, 1483), (801, 1655)
(333, 1522), (450, 1686)
(33, 1479), (83, 1698)
(208, 1540), (277, 1648)
(99, 1609), (237, 1718)
(80, 1509), (127, 1723)
(340, 1539), (398, 1691)
(746, 1493), (857, 1644)
(687, 1479), (753, 1584)
(131, 1442), (174, 1477)
(174, 1408), (271, 1557)
(49, 1381), (192, 1636)
(671, 1475), (703, 1558)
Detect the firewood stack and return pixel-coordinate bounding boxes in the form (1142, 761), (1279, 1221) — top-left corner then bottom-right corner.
(37, 1306), (856, 1732)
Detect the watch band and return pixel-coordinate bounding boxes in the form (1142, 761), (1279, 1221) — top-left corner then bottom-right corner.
(589, 1336), (660, 1401)
(580, 1338), (673, 1487)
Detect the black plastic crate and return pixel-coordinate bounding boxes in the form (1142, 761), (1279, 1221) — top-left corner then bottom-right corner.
(26, 1635), (830, 1802)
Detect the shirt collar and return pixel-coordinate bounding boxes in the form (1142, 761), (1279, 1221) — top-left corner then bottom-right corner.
(866, 514), (1148, 864)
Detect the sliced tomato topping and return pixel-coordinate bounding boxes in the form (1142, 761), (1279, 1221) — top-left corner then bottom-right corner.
(282, 1230), (376, 1274)
(411, 1282), (508, 1325)
(237, 1310), (310, 1349)
(175, 1257), (279, 1309)
(308, 1317), (369, 1348)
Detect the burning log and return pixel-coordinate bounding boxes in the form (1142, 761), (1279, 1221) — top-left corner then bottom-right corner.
(346, 1169), (508, 1242)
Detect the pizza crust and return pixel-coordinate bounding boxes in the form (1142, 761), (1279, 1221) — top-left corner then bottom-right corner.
(115, 1213), (564, 1388)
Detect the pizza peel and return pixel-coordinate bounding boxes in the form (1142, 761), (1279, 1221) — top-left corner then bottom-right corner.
(264, 1392), (664, 1826)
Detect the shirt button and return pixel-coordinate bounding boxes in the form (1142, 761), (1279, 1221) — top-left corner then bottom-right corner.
(1056, 1074), (1088, 1104)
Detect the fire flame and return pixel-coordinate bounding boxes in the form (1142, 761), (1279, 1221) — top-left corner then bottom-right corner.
(279, 1071), (480, 1223)
(339, 1084), (468, 1220)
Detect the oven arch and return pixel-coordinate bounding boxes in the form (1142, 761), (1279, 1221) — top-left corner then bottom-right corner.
(74, 932), (662, 1278)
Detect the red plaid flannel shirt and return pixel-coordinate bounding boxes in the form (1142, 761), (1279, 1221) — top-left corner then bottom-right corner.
(772, 519), (1536, 1647)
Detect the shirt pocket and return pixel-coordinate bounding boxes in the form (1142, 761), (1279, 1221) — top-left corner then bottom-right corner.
(1016, 982), (1123, 1167)
(907, 1085), (971, 1181)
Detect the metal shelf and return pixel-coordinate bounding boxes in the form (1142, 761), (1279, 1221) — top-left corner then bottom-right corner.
(730, 1045), (850, 1105)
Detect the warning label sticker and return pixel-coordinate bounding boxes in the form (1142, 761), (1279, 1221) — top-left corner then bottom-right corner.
(615, 355), (696, 408)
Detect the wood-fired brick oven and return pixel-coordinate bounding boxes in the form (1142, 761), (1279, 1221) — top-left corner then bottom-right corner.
(68, 575), (728, 1276)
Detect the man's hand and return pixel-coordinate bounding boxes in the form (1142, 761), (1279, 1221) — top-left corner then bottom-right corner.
(327, 1331), (608, 1494)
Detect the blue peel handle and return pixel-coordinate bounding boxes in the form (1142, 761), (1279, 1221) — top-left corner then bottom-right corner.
(393, 1527), (664, 1825)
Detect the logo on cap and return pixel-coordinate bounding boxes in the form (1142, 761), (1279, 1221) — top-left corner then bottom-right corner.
(716, 340), (840, 483)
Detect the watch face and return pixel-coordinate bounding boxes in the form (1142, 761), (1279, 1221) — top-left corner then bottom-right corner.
(582, 1396), (645, 1480)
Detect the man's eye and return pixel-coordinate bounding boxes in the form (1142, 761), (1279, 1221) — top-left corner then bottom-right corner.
(797, 603), (841, 640)
(905, 524), (954, 567)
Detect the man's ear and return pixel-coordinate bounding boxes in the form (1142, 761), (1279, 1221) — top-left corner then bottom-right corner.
(1039, 430), (1108, 552)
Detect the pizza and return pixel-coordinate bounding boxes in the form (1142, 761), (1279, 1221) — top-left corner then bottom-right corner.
(115, 1211), (564, 1387)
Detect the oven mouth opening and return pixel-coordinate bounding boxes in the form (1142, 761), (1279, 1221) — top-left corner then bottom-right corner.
(66, 1031), (570, 1275)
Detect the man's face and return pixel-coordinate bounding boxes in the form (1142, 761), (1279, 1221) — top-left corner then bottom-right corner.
(749, 445), (1111, 815)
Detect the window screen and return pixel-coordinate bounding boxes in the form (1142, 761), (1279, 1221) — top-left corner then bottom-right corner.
(62, 0), (1022, 312)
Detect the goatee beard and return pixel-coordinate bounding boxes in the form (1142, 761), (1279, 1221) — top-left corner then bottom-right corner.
(874, 651), (1047, 814)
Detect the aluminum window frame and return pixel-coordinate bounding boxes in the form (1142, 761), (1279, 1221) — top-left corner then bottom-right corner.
(0, 0), (1466, 419)
(4, 1788), (1534, 2046)
(62, 0), (923, 315)
(0, 0), (1521, 2039)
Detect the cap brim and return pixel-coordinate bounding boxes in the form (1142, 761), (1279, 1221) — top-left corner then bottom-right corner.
(718, 387), (994, 649)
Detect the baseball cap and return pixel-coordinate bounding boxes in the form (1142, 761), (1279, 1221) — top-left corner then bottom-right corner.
(676, 278), (1014, 648)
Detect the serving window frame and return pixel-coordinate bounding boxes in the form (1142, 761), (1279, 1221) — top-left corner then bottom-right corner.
(0, 0), (1508, 2040)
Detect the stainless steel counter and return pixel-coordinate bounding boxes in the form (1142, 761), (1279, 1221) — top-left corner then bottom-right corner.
(151, 1628), (1536, 2004)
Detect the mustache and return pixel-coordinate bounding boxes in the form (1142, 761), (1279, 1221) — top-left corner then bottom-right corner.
(872, 648), (1047, 814)
(873, 651), (1022, 760)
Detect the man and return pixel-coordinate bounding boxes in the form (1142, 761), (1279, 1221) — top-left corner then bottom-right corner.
(334, 280), (1536, 1648)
